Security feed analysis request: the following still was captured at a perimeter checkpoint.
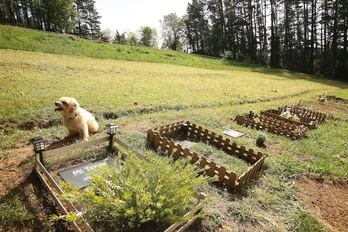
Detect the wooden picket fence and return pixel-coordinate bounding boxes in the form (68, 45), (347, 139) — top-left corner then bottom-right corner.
(260, 109), (317, 129)
(147, 121), (265, 190)
(323, 95), (348, 104)
(235, 105), (330, 139)
(278, 105), (329, 123)
(235, 113), (308, 139)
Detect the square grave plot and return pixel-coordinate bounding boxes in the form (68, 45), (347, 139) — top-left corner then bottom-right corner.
(260, 105), (330, 128)
(59, 157), (117, 188)
(321, 95), (348, 104)
(235, 105), (331, 140)
(235, 112), (308, 139)
(147, 121), (265, 190)
(34, 136), (208, 232)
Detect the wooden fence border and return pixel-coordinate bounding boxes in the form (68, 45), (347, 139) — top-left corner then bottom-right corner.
(234, 113), (308, 139)
(147, 121), (265, 189)
(323, 95), (348, 104)
(278, 105), (329, 123)
(34, 136), (207, 232)
(260, 109), (317, 129)
(235, 105), (330, 139)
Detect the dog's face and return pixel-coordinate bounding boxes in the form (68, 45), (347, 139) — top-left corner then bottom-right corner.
(55, 97), (79, 115)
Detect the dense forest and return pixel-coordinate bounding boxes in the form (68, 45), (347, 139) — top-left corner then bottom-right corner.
(1, 0), (347, 80)
(0, 0), (102, 38)
(183, 0), (347, 80)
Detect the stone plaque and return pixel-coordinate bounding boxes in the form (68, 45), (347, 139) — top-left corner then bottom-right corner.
(223, 129), (244, 138)
(176, 140), (196, 149)
(59, 157), (116, 189)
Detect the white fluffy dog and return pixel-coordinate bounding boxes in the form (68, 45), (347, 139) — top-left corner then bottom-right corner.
(55, 97), (99, 141)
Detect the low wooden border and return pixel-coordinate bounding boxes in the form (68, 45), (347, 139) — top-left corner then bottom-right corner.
(323, 95), (348, 104)
(260, 109), (317, 129)
(147, 121), (265, 190)
(234, 113), (308, 139)
(278, 105), (329, 123)
(34, 136), (207, 232)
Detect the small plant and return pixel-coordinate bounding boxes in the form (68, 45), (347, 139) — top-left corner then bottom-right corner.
(60, 153), (209, 232)
(256, 132), (266, 147)
(221, 50), (233, 61)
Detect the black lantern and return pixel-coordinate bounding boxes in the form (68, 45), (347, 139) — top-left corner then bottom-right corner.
(106, 123), (118, 151)
(30, 137), (47, 164)
(181, 123), (189, 139)
(106, 123), (118, 135)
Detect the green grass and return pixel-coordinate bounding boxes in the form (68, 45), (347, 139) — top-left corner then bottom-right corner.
(1, 25), (348, 231)
(188, 142), (251, 176)
(0, 25), (257, 71)
(0, 189), (35, 230)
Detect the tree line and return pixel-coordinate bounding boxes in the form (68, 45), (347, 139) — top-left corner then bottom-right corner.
(161, 0), (347, 80)
(0, 0), (158, 47)
(0, 0), (102, 38)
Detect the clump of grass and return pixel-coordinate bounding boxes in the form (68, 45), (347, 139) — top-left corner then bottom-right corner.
(228, 197), (258, 223)
(289, 207), (326, 231)
(0, 190), (35, 230)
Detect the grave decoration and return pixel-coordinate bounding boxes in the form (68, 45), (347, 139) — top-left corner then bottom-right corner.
(147, 121), (265, 190)
(31, 125), (207, 232)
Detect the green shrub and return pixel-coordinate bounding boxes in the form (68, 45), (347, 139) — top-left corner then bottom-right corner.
(61, 153), (209, 231)
(256, 132), (267, 147)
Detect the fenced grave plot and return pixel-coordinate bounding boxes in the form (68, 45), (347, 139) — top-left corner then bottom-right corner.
(235, 105), (331, 139)
(235, 112), (308, 140)
(278, 105), (330, 124)
(147, 121), (265, 190)
(34, 136), (208, 232)
(260, 109), (318, 129)
(321, 95), (348, 104)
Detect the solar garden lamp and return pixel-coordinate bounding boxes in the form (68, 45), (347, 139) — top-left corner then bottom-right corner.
(181, 123), (189, 138)
(106, 123), (118, 151)
(30, 137), (47, 165)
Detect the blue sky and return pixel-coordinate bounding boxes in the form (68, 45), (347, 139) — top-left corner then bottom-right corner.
(95, 0), (191, 35)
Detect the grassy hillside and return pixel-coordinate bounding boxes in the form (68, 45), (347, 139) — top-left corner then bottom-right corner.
(0, 25), (251, 71)
(0, 25), (347, 232)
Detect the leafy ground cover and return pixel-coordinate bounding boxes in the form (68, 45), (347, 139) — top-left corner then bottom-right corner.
(0, 26), (347, 232)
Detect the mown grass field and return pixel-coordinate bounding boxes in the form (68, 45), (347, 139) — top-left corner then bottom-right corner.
(0, 25), (348, 231)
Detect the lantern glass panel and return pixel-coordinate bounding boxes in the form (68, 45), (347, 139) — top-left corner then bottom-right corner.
(106, 123), (117, 135)
(30, 137), (47, 152)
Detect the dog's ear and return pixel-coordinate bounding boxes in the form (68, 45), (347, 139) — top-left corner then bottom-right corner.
(70, 102), (77, 111)
(69, 99), (80, 111)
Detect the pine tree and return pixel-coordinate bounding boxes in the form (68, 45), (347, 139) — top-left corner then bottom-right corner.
(74, 0), (101, 38)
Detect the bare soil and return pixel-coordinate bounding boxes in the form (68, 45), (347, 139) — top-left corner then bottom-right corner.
(297, 178), (348, 232)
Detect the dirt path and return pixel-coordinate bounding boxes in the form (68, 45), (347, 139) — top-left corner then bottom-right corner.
(298, 178), (348, 232)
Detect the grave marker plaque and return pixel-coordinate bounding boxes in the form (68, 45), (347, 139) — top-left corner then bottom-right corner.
(59, 157), (117, 188)
(223, 129), (244, 138)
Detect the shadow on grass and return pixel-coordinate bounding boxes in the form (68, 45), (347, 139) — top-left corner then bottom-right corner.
(46, 137), (77, 150)
(0, 170), (71, 231)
